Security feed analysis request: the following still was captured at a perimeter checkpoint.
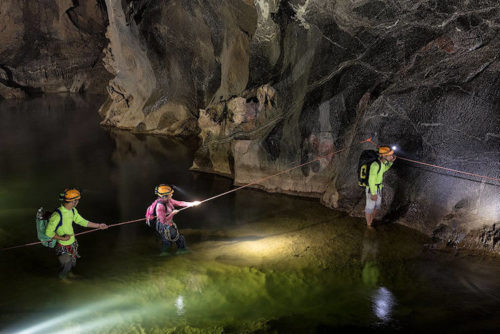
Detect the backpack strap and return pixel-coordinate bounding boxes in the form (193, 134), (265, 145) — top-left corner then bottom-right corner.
(54, 209), (63, 233)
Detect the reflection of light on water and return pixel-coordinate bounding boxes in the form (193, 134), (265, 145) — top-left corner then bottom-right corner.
(372, 287), (395, 322)
(176, 295), (185, 316)
(15, 297), (127, 334)
(237, 238), (284, 257)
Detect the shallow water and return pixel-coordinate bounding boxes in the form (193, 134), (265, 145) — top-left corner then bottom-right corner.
(1, 95), (500, 333)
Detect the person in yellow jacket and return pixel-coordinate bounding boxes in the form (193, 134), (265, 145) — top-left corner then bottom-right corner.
(365, 146), (396, 227)
(45, 189), (108, 279)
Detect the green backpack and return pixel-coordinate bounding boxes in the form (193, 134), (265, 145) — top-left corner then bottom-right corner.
(36, 207), (70, 248)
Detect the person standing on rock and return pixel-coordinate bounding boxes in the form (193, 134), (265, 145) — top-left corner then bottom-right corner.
(145, 184), (200, 256)
(45, 189), (108, 280)
(365, 146), (396, 227)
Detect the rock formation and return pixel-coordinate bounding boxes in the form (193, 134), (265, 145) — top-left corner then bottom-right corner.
(0, 0), (110, 99)
(98, 0), (257, 137)
(98, 0), (499, 252)
(3, 0), (498, 251)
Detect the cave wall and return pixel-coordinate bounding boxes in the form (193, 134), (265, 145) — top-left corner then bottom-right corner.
(98, 0), (257, 137)
(98, 0), (499, 251)
(3, 0), (497, 251)
(0, 0), (111, 98)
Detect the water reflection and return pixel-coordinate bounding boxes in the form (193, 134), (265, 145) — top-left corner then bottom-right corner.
(176, 295), (185, 316)
(372, 286), (395, 322)
(361, 229), (396, 323)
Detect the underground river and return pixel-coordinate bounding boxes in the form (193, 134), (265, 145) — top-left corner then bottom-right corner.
(1, 95), (500, 333)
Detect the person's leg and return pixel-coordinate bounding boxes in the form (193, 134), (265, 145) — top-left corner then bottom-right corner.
(365, 188), (375, 227)
(161, 238), (172, 253)
(157, 222), (171, 254)
(58, 254), (73, 279)
(372, 190), (382, 223)
(176, 234), (186, 250)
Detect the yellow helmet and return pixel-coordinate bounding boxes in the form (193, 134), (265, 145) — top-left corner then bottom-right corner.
(155, 184), (173, 197)
(378, 146), (394, 157)
(60, 188), (81, 202)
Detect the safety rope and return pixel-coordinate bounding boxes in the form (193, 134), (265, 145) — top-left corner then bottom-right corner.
(177, 137), (373, 212)
(0, 217), (149, 251)
(3, 137), (497, 252)
(396, 156), (500, 183)
(366, 139), (500, 183)
(1, 138), (371, 251)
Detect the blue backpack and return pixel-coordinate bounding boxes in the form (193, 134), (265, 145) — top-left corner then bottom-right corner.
(36, 207), (73, 248)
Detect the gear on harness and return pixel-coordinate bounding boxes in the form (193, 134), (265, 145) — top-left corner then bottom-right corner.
(162, 222), (180, 242)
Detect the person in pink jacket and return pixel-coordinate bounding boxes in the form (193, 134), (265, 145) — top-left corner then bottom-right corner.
(145, 184), (200, 255)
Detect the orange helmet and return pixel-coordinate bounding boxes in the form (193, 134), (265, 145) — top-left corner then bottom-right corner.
(378, 146), (394, 157)
(155, 184), (173, 197)
(59, 188), (81, 202)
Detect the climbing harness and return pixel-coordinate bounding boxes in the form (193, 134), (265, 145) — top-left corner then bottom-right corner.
(56, 240), (80, 259)
(160, 222), (180, 243)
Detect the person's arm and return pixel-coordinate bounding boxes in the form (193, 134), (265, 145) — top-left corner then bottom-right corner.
(74, 209), (107, 229)
(86, 222), (108, 229)
(73, 209), (89, 227)
(368, 161), (379, 196)
(170, 199), (201, 207)
(52, 234), (72, 241)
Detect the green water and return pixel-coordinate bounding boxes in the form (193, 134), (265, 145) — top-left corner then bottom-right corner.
(1, 95), (500, 333)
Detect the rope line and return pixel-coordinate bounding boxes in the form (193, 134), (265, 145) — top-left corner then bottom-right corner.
(5, 136), (495, 252)
(177, 137), (373, 212)
(0, 217), (149, 251)
(396, 156), (500, 183)
(366, 139), (500, 183)
(1, 138), (370, 251)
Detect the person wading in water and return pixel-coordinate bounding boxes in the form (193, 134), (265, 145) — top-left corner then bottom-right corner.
(365, 146), (396, 228)
(145, 184), (200, 256)
(45, 189), (108, 280)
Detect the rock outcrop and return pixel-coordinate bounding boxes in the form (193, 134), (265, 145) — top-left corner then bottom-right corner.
(0, 0), (111, 99)
(98, 0), (257, 137)
(74, 1), (500, 252)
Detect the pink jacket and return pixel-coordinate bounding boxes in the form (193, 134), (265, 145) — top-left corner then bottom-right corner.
(146, 198), (192, 226)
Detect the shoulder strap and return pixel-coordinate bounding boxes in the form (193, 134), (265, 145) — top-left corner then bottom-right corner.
(154, 201), (165, 214)
(54, 209), (63, 233)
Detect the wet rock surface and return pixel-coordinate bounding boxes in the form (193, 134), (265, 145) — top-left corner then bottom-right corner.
(2, 1), (498, 251)
(0, 0), (110, 98)
(99, 0), (499, 251)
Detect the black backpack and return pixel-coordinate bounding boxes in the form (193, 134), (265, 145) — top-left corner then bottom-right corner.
(357, 150), (381, 187)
